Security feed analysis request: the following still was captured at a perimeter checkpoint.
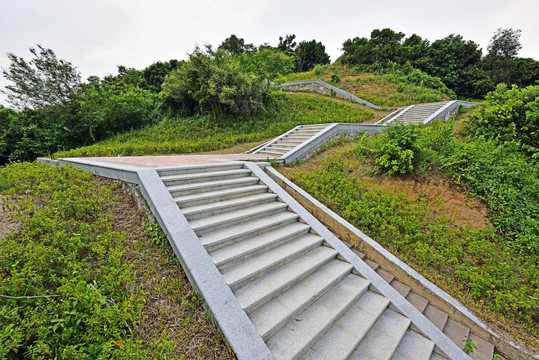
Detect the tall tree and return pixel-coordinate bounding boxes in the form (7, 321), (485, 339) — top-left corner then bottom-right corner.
(2, 45), (81, 110)
(295, 40), (330, 72)
(486, 28), (522, 84)
(277, 34), (297, 54)
(218, 34), (254, 55)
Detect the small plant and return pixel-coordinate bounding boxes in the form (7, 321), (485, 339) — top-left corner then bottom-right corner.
(463, 336), (477, 354)
(143, 219), (167, 246)
(329, 71), (341, 84)
(313, 65), (324, 76)
(375, 123), (421, 175)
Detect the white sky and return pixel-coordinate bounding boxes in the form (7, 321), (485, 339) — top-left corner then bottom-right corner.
(1, 0), (538, 105)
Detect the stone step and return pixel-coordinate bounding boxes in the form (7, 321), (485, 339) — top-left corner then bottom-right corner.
(423, 304), (449, 330)
(161, 168), (251, 186)
(235, 246), (339, 313)
(190, 202), (289, 236)
(222, 235), (325, 289)
(283, 134), (314, 140)
(349, 309), (411, 360)
(200, 211), (299, 251)
(390, 279), (411, 297)
(392, 329), (435, 360)
(210, 222), (311, 269)
(258, 150), (284, 156)
(406, 292), (429, 312)
(157, 162), (244, 177)
(250, 260), (353, 340)
(267, 142), (297, 149)
(443, 319), (470, 350)
(174, 184), (268, 208)
(276, 139), (305, 146)
(266, 274), (370, 360)
(265, 146), (298, 153)
(470, 334), (495, 360)
(168, 176), (260, 197)
(182, 192), (279, 221)
(301, 290), (390, 360)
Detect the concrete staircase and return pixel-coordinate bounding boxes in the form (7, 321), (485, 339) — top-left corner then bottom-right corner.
(158, 162), (470, 360)
(254, 124), (332, 157)
(376, 101), (452, 125)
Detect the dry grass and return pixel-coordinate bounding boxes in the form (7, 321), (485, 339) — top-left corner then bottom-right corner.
(106, 180), (234, 359)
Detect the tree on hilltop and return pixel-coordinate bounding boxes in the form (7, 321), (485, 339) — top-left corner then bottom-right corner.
(2, 45), (81, 110)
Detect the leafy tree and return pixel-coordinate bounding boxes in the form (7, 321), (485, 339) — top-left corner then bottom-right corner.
(512, 58), (539, 87)
(487, 28), (522, 59)
(418, 34), (484, 97)
(295, 40), (330, 72)
(369, 28), (405, 64)
(277, 34), (297, 54)
(162, 46), (268, 116)
(238, 48), (295, 80)
(402, 34), (430, 66)
(218, 34), (254, 55)
(341, 36), (372, 65)
(2, 45), (81, 110)
(485, 28), (523, 84)
(141, 60), (182, 93)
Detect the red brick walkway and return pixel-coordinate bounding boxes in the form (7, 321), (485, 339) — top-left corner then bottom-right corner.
(91, 153), (274, 168)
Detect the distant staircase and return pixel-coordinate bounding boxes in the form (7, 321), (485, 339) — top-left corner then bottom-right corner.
(158, 162), (470, 359)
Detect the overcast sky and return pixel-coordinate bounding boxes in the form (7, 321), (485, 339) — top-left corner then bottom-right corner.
(1, 0), (538, 106)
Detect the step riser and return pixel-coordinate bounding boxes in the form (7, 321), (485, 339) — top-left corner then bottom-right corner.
(163, 171), (251, 186)
(168, 178), (259, 197)
(184, 194), (278, 221)
(203, 215), (300, 252)
(260, 265), (354, 341)
(228, 239), (324, 290)
(176, 186), (268, 208)
(243, 251), (339, 314)
(194, 205), (289, 236)
(215, 227), (311, 270)
(158, 164), (244, 177)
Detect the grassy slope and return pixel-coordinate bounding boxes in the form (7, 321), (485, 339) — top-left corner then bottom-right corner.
(278, 118), (538, 349)
(276, 64), (454, 107)
(54, 92), (376, 158)
(0, 163), (232, 359)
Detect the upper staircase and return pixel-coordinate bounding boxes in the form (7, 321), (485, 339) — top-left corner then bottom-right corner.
(158, 162), (471, 360)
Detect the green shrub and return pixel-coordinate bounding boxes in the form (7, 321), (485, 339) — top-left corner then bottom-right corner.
(465, 83), (539, 155)
(375, 124), (422, 175)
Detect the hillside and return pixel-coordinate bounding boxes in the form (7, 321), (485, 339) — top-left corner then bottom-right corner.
(276, 64), (455, 107)
(54, 91), (380, 158)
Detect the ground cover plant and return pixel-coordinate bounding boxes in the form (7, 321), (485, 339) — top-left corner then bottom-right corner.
(279, 118), (538, 347)
(54, 92), (374, 158)
(275, 64), (454, 107)
(0, 163), (233, 359)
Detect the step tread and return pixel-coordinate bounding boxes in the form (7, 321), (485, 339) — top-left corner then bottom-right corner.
(349, 309), (411, 360)
(160, 168), (251, 182)
(167, 176), (259, 192)
(443, 319), (470, 350)
(190, 202), (288, 233)
(157, 163), (244, 176)
(392, 329), (435, 360)
(174, 184), (268, 207)
(423, 304), (449, 330)
(266, 274), (370, 360)
(182, 192), (278, 218)
(235, 246), (338, 313)
(210, 222), (311, 267)
(251, 260), (354, 340)
(200, 211), (299, 250)
(469, 334), (494, 360)
(301, 291), (390, 360)
(222, 235), (325, 288)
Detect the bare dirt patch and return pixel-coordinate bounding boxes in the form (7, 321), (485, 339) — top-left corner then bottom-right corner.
(0, 195), (23, 240)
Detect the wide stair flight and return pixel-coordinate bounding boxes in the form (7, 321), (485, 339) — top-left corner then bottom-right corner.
(158, 162), (470, 359)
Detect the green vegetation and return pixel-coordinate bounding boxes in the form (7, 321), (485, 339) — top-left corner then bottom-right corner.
(276, 64), (453, 107)
(0, 163), (232, 358)
(340, 27), (539, 98)
(465, 83), (539, 155)
(282, 117), (538, 341)
(54, 92), (373, 158)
